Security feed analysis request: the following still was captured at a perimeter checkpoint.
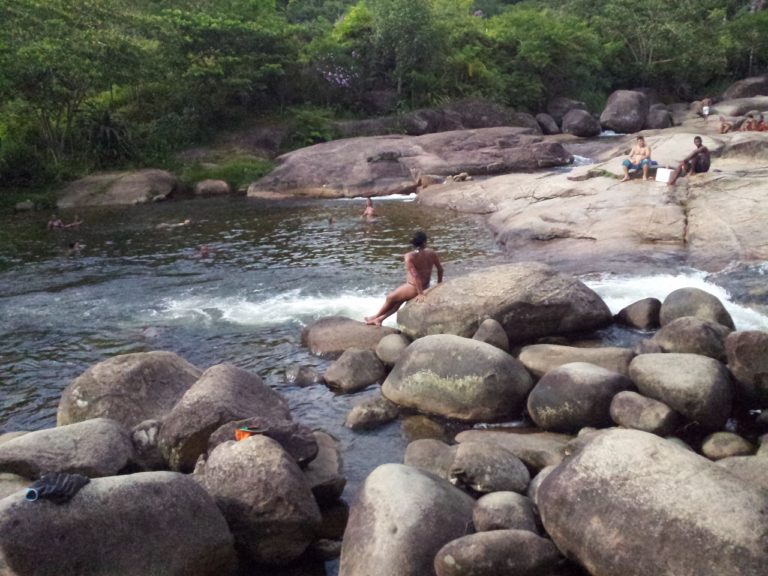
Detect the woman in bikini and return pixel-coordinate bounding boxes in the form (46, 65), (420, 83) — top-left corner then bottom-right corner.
(365, 231), (443, 326)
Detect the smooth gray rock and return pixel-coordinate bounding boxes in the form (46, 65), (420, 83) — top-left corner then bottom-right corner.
(57, 351), (201, 428)
(159, 363), (291, 472)
(644, 107), (673, 129)
(0, 418), (134, 479)
(717, 455), (768, 492)
(651, 316), (731, 361)
(397, 262), (611, 343)
(324, 348), (386, 393)
(375, 333), (411, 366)
(518, 344), (635, 378)
(404, 439), (457, 480)
(434, 529), (561, 576)
(0, 474), (27, 501)
(449, 441), (530, 494)
(562, 109), (602, 137)
(471, 318), (510, 352)
(726, 330), (768, 407)
(197, 435), (321, 566)
(722, 76), (768, 100)
(600, 90), (649, 133)
(609, 391), (679, 435)
(473, 491), (538, 533)
(547, 97), (587, 125)
(659, 287), (735, 329)
(345, 395), (400, 431)
(536, 112), (561, 135)
(0, 472), (236, 576)
(382, 334), (533, 421)
(57, 169), (179, 208)
(339, 463), (475, 576)
(455, 430), (571, 472)
(301, 316), (398, 358)
(538, 429), (768, 576)
(401, 415), (448, 443)
(615, 297), (661, 330)
(629, 353), (733, 429)
(303, 430), (346, 505)
(701, 432), (755, 460)
(527, 363), (634, 433)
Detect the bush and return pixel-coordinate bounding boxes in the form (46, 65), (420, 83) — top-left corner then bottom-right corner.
(178, 155), (274, 190)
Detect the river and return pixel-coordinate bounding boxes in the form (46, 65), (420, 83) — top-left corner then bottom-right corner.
(2, 192), (767, 574)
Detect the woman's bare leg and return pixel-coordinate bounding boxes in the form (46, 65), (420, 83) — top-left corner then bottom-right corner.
(365, 284), (418, 326)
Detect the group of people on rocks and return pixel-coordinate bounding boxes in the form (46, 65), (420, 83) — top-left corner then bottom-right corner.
(719, 112), (767, 134)
(621, 134), (711, 186)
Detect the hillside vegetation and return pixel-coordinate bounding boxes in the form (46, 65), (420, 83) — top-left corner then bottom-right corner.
(1, 0), (766, 190)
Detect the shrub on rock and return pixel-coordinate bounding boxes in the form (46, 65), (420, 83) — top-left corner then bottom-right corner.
(57, 351), (201, 428)
(382, 334), (533, 422)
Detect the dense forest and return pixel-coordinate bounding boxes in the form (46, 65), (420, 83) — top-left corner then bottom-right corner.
(1, 0), (766, 191)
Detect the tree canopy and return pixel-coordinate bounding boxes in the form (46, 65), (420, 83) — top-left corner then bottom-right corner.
(1, 0), (766, 188)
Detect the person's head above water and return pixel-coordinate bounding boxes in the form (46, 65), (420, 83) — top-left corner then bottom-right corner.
(366, 198), (373, 206)
(412, 230), (428, 249)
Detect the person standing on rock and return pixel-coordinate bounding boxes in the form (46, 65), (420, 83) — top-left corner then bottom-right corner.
(667, 136), (710, 186)
(365, 230), (443, 326)
(621, 135), (652, 182)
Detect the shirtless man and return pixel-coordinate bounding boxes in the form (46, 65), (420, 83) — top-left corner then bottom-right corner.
(667, 136), (710, 186)
(365, 230), (443, 326)
(621, 135), (652, 181)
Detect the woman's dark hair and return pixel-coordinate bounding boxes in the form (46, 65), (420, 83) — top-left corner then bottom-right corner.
(412, 230), (428, 248)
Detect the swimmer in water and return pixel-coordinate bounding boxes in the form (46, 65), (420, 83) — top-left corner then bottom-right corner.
(365, 230), (443, 326)
(362, 198), (376, 221)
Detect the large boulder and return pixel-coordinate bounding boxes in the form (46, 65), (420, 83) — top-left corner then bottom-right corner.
(629, 353), (733, 429)
(57, 170), (179, 208)
(196, 435), (321, 566)
(717, 455), (768, 492)
(396, 262), (612, 342)
(301, 316), (398, 358)
(725, 330), (768, 406)
(455, 430), (571, 472)
(158, 364), (291, 472)
(538, 429), (768, 576)
(722, 76), (768, 100)
(600, 90), (649, 134)
(381, 334), (533, 421)
(527, 362), (634, 433)
(404, 439), (457, 479)
(0, 418), (134, 479)
(659, 287), (735, 329)
(536, 113), (560, 135)
(345, 395), (400, 431)
(650, 316), (731, 361)
(57, 351), (201, 428)
(433, 530), (562, 576)
(615, 297), (661, 330)
(249, 128), (571, 198)
(561, 109), (602, 137)
(339, 463), (475, 576)
(323, 348), (386, 393)
(644, 107), (673, 129)
(0, 471), (237, 576)
(547, 97), (587, 125)
(518, 344), (635, 377)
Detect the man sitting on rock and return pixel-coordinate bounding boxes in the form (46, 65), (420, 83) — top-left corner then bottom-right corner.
(365, 230), (443, 326)
(621, 135), (652, 182)
(667, 136), (710, 186)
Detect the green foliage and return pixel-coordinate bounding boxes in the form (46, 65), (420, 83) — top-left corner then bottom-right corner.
(285, 106), (340, 148)
(178, 155), (274, 190)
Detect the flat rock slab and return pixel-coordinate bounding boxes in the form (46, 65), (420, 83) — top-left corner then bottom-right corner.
(455, 429), (572, 472)
(57, 170), (178, 208)
(249, 127), (571, 198)
(301, 316), (399, 358)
